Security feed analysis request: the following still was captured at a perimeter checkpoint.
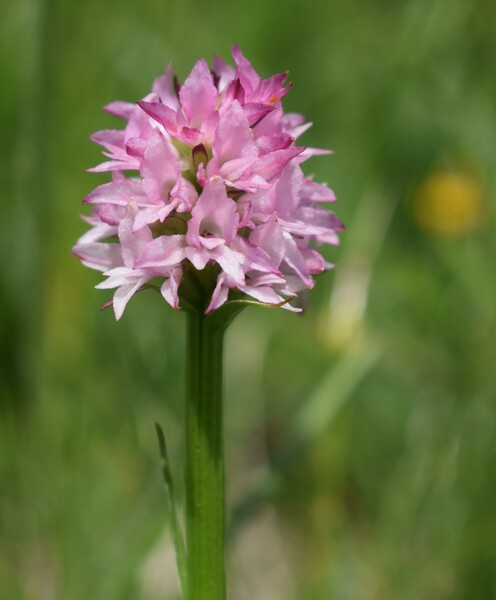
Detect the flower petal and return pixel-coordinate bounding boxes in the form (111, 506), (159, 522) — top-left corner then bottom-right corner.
(232, 44), (260, 94)
(206, 274), (230, 313)
(112, 278), (148, 320)
(179, 58), (218, 130)
(213, 100), (257, 164)
(160, 266), (183, 309)
(137, 100), (178, 135)
(187, 177), (239, 246)
(140, 130), (180, 202)
(136, 235), (186, 268)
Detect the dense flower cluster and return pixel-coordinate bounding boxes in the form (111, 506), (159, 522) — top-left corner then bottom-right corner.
(73, 45), (343, 319)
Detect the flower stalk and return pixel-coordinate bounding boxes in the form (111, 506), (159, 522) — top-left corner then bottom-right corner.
(185, 307), (229, 600)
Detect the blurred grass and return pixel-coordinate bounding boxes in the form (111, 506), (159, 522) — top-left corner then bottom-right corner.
(1, 0), (495, 598)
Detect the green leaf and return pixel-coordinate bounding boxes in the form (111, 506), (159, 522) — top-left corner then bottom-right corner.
(155, 422), (188, 599)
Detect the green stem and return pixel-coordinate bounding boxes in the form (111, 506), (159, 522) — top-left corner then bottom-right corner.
(185, 309), (228, 600)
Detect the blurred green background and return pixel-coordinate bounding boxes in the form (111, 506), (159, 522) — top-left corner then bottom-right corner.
(1, 0), (495, 598)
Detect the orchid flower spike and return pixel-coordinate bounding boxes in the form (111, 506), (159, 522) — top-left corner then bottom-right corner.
(73, 45), (344, 319)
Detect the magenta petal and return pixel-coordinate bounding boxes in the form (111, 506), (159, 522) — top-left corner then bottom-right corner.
(137, 101), (178, 134)
(255, 146), (306, 182)
(297, 147), (333, 160)
(318, 229), (341, 245)
(206, 274), (229, 313)
(187, 177), (239, 246)
(282, 207), (345, 237)
(285, 120), (312, 139)
(185, 247), (210, 270)
(179, 126), (204, 146)
(256, 133), (293, 156)
(219, 156), (257, 182)
(243, 103), (274, 127)
(95, 267), (141, 289)
(275, 160), (304, 217)
(239, 283), (284, 305)
(201, 111), (220, 140)
(228, 175), (270, 194)
(132, 203), (177, 232)
(281, 233), (312, 286)
(125, 137), (147, 159)
(75, 219), (118, 244)
(232, 44), (260, 93)
(253, 103), (283, 136)
(301, 179), (337, 203)
(140, 130), (180, 201)
(280, 302), (303, 313)
(112, 278), (148, 320)
(84, 179), (144, 206)
(219, 77), (245, 114)
(87, 156), (140, 172)
(119, 208), (153, 268)
(161, 266), (183, 309)
(136, 235), (186, 268)
(281, 112), (305, 128)
(247, 273), (285, 286)
(255, 73), (290, 105)
(249, 215), (285, 267)
(214, 100), (257, 164)
(212, 246), (245, 284)
(240, 185), (276, 216)
(179, 58), (218, 130)
(72, 242), (121, 272)
(200, 237), (224, 250)
(302, 248), (326, 274)
(171, 177), (198, 212)
(233, 238), (278, 274)
(104, 101), (135, 120)
(90, 129), (125, 153)
(152, 64), (179, 109)
(98, 204), (126, 226)
(213, 55), (236, 92)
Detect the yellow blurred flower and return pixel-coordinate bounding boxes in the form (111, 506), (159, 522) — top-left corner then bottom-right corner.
(413, 170), (485, 236)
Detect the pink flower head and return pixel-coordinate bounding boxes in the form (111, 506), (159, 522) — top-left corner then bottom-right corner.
(73, 46), (344, 319)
